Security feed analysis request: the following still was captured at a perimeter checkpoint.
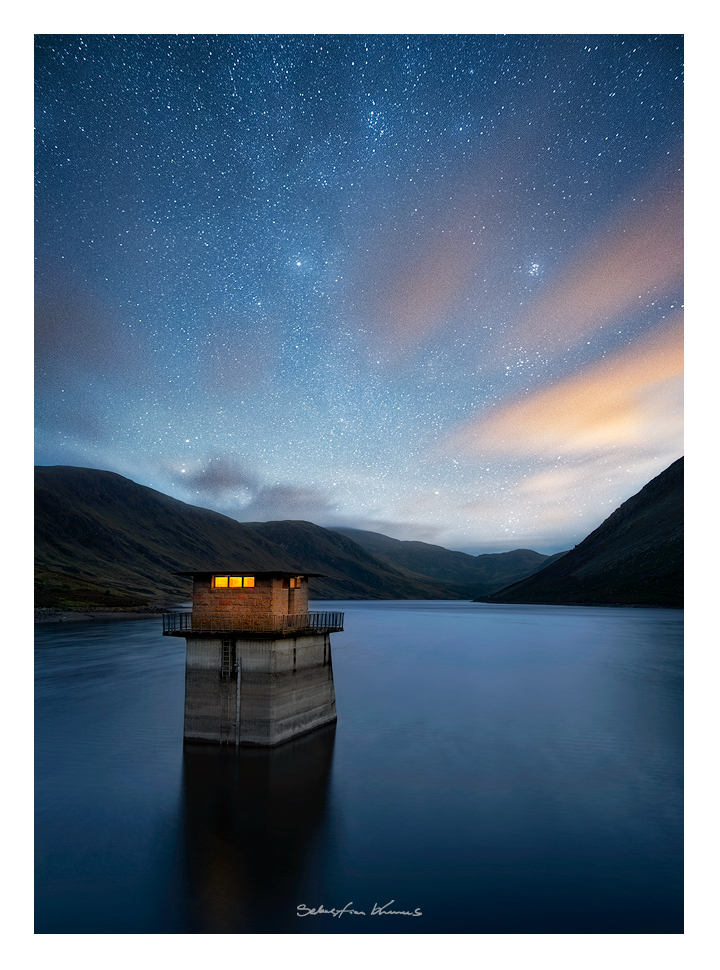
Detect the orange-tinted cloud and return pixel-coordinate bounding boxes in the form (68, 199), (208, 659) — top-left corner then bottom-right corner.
(348, 178), (499, 353)
(445, 315), (683, 459)
(368, 230), (478, 347)
(35, 281), (147, 384)
(511, 175), (683, 350)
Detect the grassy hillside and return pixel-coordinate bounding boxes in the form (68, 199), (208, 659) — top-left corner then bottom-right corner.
(35, 466), (491, 608)
(331, 528), (564, 596)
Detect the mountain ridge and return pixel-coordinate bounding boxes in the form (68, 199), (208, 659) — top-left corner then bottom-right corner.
(330, 527), (566, 594)
(476, 457), (683, 608)
(35, 465), (553, 608)
(35, 460), (682, 611)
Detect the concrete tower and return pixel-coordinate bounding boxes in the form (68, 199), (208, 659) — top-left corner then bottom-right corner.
(163, 569), (343, 746)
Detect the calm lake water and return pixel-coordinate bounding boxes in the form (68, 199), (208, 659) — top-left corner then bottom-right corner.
(35, 601), (683, 934)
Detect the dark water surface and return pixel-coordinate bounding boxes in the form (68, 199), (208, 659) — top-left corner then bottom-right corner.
(35, 601), (683, 934)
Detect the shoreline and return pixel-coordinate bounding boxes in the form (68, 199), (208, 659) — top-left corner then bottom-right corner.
(34, 606), (180, 625)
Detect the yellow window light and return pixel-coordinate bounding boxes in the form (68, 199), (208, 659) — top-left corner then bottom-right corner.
(213, 575), (254, 588)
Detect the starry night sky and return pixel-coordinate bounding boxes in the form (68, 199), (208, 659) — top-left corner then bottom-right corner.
(34, 34), (683, 554)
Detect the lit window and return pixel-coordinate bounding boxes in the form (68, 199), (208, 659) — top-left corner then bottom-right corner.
(282, 576), (302, 588)
(213, 575), (255, 588)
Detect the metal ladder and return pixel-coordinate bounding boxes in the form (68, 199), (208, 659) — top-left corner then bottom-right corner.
(219, 641), (241, 745)
(221, 639), (233, 677)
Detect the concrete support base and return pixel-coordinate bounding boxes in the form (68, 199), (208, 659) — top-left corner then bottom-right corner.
(183, 632), (337, 746)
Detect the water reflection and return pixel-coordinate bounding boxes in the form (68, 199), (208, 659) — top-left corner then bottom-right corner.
(181, 722), (336, 933)
(35, 605), (682, 933)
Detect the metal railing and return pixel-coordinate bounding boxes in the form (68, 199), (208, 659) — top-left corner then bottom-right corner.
(162, 610), (344, 636)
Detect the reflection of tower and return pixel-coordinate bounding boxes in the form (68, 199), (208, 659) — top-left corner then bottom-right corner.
(163, 569), (343, 745)
(181, 721), (336, 933)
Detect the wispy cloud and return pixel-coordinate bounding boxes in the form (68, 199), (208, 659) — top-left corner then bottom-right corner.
(444, 315), (683, 460)
(348, 185), (487, 353)
(235, 484), (337, 522)
(367, 231), (478, 349)
(180, 457), (260, 496)
(509, 172), (683, 351)
(35, 281), (148, 387)
(454, 448), (678, 551)
(132, 456), (338, 525)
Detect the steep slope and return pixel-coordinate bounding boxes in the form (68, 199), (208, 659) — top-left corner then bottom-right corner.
(478, 458), (683, 608)
(35, 466), (297, 607)
(34, 466), (469, 607)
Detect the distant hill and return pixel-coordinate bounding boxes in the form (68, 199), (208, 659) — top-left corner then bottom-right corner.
(476, 458), (683, 608)
(331, 528), (565, 597)
(36, 466), (550, 609)
(35, 466), (290, 608)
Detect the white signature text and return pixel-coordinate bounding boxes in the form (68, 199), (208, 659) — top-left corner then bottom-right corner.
(297, 900), (422, 918)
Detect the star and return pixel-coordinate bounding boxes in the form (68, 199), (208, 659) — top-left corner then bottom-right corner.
(34, 34), (684, 554)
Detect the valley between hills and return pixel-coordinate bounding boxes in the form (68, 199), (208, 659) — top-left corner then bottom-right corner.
(34, 457), (683, 613)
